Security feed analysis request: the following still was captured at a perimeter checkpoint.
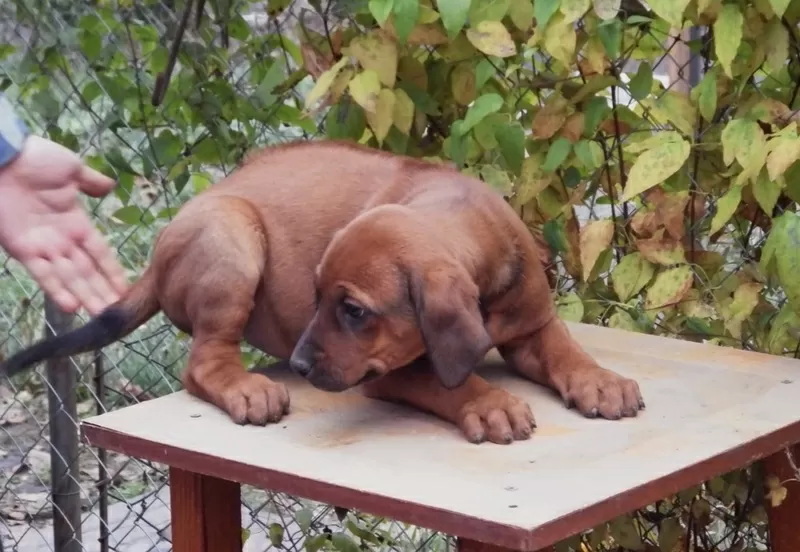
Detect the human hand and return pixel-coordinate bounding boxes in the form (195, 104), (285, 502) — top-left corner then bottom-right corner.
(0, 136), (129, 315)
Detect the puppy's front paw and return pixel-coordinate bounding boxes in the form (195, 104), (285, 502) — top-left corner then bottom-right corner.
(457, 389), (536, 445)
(557, 365), (645, 420)
(221, 372), (291, 425)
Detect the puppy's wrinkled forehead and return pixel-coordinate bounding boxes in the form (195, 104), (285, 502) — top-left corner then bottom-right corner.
(315, 211), (410, 305)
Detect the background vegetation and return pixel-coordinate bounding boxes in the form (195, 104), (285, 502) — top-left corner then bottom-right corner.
(1, 0), (800, 549)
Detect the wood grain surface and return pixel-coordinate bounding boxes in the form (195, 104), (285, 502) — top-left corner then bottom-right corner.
(81, 323), (800, 551)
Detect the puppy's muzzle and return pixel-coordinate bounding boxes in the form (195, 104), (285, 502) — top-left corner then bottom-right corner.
(289, 345), (315, 377)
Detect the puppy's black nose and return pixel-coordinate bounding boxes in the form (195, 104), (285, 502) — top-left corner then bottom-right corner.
(289, 354), (313, 377)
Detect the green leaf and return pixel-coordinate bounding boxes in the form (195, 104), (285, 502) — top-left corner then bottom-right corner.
(461, 93), (504, 131)
(709, 183), (742, 235)
(111, 206), (151, 226)
(575, 140), (604, 169)
(563, 166), (582, 187)
(268, 523), (284, 546)
(369, 0), (394, 23)
(543, 218), (567, 253)
(331, 532), (361, 552)
(695, 69), (718, 122)
(397, 80), (441, 115)
(327, 100), (367, 141)
(295, 507), (313, 533)
(495, 121), (525, 175)
(468, 0), (510, 22)
(535, 0), (562, 31)
(78, 30), (102, 61)
(628, 62), (652, 101)
(583, 97), (611, 136)
(621, 137), (691, 201)
(253, 58), (286, 107)
(597, 18), (622, 59)
(393, 0), (420, 44)
(542, 137), (572, 172)
(773, 213), (800, 315)
(714, 4), (743, 79)
(438, 0), (471, 37)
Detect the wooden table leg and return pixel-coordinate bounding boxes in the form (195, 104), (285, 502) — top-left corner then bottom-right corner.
(169, 467), (242, 552)
(456, 538), (554, 552)
(764, 446), (800, 552)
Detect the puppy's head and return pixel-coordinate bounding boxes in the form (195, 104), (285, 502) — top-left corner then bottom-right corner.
(290, 205), (493, 392)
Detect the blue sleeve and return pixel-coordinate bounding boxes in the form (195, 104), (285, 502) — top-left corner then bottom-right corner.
(0, 92), (29, 169)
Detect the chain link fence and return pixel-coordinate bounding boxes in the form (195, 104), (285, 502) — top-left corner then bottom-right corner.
(0, 0), (795, 550)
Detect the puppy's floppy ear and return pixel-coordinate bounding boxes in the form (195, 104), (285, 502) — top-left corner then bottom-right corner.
(409, 264), (493, 389)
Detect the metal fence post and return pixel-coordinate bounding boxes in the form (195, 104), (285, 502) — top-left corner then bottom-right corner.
(44, 297), (83, 552)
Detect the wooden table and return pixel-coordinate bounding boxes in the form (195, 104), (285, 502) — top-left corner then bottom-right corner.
(81, 323), (800, 552)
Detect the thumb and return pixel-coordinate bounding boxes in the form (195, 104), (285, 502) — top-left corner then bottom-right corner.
(77, 165), (116, 198)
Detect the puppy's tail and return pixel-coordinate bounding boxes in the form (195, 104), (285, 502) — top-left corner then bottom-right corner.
(0, 268), (161, 379)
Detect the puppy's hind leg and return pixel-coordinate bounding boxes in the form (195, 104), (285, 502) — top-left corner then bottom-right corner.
(175, 198), (289, 425)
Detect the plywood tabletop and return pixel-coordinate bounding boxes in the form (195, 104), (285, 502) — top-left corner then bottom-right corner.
(81, 323), (800, 551)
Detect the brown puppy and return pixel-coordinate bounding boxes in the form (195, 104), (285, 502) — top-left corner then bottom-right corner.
(0, 140), (643, 445)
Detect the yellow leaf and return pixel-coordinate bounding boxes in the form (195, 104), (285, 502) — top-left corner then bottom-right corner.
(592, 0), (620, 19)
(515, 154), (554, 205)
(641, 91), (697, 137)
(329, 67), (355, 103)
(304, 56), (349, 109)
(608, 309), (641, 332)
(556, 292), (584, 322)
(532, 93), (570, 139)
(543, 13), (577, 67)
(768, 485), (788, 508)
(709, 183), (742, 235)
(580, 219), (614, 281)
(720, 119), (766, 169)
(637, 229), (687, 265)
(768, 0), (792, 18)
(583, 35), (608, 75)
(765, 19), (789, 74)
(418, 4), (441, 23)
(721, 281), (762, 339)
(645, 265), (694, 310)
(392, 88), (415, 135)
(611, 252), (655, 302)
(347, 30), (399, 87)
(451, 63), (477, 106)
(560, 0), (591, 23)
(466, 20), (517, 58)
(509, 0), (534, 30)
(767, 134), (800, 180)
(647, 0), (690, 27)
(365, 88), (396, 144)
(753, 168), (783, 216)
(621, 138), (691, 201)
(679, 289), (717, 319)
(348, 70), (382, 113)
(714, 4), (743, 78)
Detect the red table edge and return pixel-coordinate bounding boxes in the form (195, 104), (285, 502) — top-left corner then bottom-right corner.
(80, 418), (800, 551)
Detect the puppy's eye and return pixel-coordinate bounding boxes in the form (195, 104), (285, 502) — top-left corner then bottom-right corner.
(343, 300), (366, 320)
